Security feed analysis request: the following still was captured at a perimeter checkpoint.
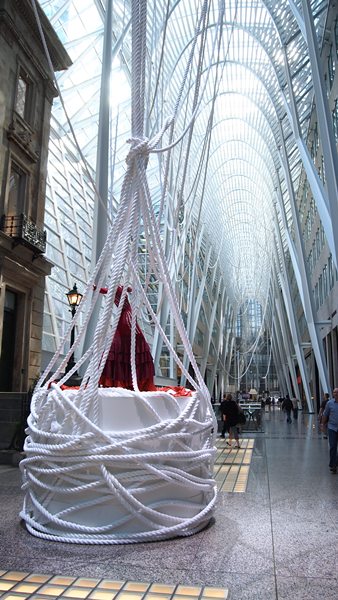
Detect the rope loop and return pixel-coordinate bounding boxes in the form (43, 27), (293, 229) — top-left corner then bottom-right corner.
(126, 136), (150, 164)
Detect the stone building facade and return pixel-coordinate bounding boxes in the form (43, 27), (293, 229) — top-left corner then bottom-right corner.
(0, 0), (70, 449)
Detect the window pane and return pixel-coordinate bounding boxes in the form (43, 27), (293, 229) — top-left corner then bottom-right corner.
(15, 76), (28, 118)
(8, 165), (26, 214)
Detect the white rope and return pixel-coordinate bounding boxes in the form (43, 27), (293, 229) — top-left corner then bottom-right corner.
(21, 0), (218, 544)
(21, 387), (216, 544)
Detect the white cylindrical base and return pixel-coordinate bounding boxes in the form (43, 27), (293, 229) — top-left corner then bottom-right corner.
(20, 388), (217, 544)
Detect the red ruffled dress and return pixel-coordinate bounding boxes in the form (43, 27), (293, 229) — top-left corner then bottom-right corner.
(99, 286), (156, 391)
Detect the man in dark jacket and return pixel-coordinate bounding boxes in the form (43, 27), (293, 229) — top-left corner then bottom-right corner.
(220, 393), (241, 448)
(282, 395), (293, 423)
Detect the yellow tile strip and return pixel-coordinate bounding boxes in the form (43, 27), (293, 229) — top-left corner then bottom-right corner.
(0, 571), (229, 600)
(214, 438), (254, 493)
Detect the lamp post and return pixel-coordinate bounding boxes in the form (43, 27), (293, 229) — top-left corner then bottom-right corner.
(65, 283), (83, 385)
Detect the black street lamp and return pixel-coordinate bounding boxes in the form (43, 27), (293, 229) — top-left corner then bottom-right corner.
(65, 283), (83, 385)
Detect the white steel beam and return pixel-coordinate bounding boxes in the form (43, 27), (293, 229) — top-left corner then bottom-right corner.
(274, 293), (298, 400)
(299, 0), (338, 269)
(278, 124), (331, 395)
(180, 227), (205, 385)
(281, 43), (336, 266)
(271, 323), (287, 397)
(269, 285), (292, 398)
(278, 272), (313, 411)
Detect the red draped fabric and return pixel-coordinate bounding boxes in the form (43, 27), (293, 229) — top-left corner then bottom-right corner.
(99, 286), (156, 391)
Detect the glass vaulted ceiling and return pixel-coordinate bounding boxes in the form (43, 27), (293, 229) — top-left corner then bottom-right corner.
(39, 0), (328, 327)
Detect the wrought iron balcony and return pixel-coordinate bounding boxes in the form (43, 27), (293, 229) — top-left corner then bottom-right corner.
(1, 213), (46, 254)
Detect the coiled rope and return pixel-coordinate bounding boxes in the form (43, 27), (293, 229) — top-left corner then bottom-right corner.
(21, 386), (216, 544)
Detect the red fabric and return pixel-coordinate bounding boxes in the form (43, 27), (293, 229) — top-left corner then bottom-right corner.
(60, 384), (81, 390)
(48, 383), (82, 390)
(156, 386), (193, 397)
(99, 286), (156, 391)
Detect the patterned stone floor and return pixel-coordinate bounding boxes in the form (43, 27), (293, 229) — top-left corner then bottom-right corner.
(0, 438), (248, 600)
(0, 440), (248, 598)
(1, 410), (338, 599)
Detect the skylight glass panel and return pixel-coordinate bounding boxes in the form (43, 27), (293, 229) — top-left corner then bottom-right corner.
(37, 0), (330, 353)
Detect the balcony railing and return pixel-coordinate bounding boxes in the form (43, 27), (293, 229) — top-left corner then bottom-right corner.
(1, 213), (46, 254)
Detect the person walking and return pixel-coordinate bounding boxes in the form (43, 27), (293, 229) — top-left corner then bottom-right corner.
(322, 388), (338, 474)
(291, 397), (299, 420)
(220, 393), (241, 448)
(282, 395), (293, 423)
(318, 392), (330, 439)
(220, 393), (230, 439)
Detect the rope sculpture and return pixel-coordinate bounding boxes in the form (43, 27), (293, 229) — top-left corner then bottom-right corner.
(21, 387), (216, 543)
(20, 0), (218, 543)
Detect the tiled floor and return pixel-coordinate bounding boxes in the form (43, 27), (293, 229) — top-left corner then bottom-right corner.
(0, 571), (229, 599)
(1, 408), (338, 599)
(214, 439), (254, 493)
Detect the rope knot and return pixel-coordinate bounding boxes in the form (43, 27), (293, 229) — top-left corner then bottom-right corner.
(126, 137), (150, 165)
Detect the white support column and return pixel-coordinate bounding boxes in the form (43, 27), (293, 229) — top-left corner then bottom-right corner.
(82, 0), (113, 356)
(152, 208), (191, 379)
(332, 328), (338, 386)
(219, 300), (233, 395)
(201, 279), (225, 394)
(152, 185), (187, 377)
(268, 287), (290, 399)
(298, 1), (338, 268)
(281, 43), (336, 266)
(192, 247), (212, 337)
(180, 227), (205, 385)
(271, 202), (314, 410)
(271, 325), (287, 397)
(200, 276), (220, 379)
(225, 335), (235, 392)
(274, 295), (298, 399)
(278, 273), (313, 411)
(271, 297), (290, 396)
(203, 262), (228, 394)
(92, 0), (112, 264)
(278, 126), (331, 395)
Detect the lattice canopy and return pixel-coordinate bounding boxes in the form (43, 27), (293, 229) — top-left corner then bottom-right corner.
(39, 0), (329, 311)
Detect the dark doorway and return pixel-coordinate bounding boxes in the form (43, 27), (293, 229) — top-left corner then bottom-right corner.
(0, 290), (17, 391)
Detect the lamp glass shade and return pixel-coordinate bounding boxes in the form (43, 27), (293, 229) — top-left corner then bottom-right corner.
(66, 283), (83, 307)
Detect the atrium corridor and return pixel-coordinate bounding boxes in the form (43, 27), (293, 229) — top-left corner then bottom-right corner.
(0, 408), (337, 600)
